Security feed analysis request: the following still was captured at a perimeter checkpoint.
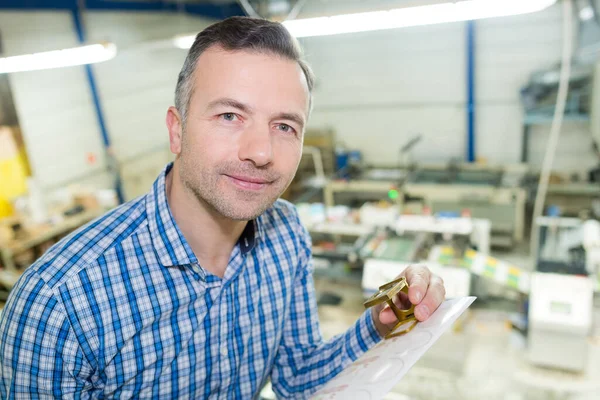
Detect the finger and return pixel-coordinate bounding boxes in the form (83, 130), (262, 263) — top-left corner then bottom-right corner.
(378, 291), (410, 325)
(378, 305), (397, 325)
(402, 265), (431, 305)
(414, 276), (446, 321)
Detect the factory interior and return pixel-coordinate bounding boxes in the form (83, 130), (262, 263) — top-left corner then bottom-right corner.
(1, 0), (600, 398)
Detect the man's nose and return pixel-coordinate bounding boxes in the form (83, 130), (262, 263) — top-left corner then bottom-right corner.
(238, 124), (274, 167)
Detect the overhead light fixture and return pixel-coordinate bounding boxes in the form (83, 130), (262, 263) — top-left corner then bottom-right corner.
(0, 42), (117, 74)
(579, 6), (595, 21)
(282, 0), (558, 38)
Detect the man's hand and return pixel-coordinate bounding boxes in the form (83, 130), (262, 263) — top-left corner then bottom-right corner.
(371, 265), (446, 338)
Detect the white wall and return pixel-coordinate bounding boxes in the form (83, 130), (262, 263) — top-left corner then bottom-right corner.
(1, 2), (596, 203)
(477, 4), (596, 172)
(85, 12), (215, 198)
(0, 10), (214, 200)
(302, 22), (466, 165)
(302, 3), (598, 173)
(0, 11), (110, 191)
(85, 12), (213, 164)
(476, 7), (563, 164)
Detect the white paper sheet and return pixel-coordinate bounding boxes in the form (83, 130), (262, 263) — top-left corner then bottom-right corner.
(311, 296), (476, 400)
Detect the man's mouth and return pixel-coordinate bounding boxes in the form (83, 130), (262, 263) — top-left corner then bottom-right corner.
(225, 174), (274, 191)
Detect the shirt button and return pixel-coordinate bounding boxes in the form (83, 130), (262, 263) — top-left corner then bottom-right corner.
(220, 345), (228, 356)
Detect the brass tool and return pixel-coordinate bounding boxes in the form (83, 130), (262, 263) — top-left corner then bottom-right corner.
(363, 276), (418, 339)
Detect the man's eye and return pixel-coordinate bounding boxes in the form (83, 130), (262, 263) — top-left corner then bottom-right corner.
(276, 124), (295, 134)
(221, 113), (238, 122)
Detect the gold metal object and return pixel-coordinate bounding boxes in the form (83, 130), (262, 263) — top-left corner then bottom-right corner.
(364, 276), (417, 339)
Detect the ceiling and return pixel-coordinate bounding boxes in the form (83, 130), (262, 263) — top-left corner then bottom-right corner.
(0, 0), (432, 20)
(0, 0), (245, 19)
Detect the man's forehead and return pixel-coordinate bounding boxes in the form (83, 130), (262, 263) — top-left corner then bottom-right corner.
(191, 46), (311, 115)
(194, 46), (309, 89)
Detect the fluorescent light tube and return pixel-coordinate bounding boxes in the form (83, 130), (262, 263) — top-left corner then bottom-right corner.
(0, 42), (117, 74)
(282, 0), (558, 38)
(173, 34), (196, 50)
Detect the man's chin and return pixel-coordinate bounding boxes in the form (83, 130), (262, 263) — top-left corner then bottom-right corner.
(212, 199), (276, 221)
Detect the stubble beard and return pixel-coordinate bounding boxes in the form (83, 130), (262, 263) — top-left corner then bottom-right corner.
(178, 142), (293, 222)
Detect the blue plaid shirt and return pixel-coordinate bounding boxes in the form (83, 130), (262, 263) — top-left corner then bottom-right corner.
(0, 163), (381, 399)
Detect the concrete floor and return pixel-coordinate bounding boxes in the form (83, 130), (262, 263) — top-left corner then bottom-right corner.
(314, 278), (600, 400)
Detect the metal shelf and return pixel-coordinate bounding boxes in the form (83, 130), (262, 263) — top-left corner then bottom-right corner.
(524, 112), (589, 126)
(521, 112), (590, 163)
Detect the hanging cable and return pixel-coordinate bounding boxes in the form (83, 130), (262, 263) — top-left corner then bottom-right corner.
(530, 0), (574, 260)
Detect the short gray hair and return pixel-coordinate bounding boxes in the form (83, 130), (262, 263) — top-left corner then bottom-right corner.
(175, 16), (315, 125)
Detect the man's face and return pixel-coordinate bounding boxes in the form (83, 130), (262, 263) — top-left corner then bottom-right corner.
(167, 46), (310, 221)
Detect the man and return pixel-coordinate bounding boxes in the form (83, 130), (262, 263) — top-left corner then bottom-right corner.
(0, 17), (445, 398)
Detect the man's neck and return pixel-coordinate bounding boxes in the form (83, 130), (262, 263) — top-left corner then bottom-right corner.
(165, 162), (248, 278)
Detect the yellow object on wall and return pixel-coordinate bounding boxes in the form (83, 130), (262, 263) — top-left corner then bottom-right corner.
(0, 126), (31, 219)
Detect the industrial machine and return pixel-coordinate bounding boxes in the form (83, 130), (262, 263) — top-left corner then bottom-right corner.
(528, 272), (594, 371)
(357, 211), (600, 374)
(402, 162), (527, 248)
(323, 162), (528, 249)
(527, 217), (600, 372)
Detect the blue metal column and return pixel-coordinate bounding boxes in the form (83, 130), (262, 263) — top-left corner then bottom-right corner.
(71, 7), (125, 204)
(466, 20), (476, 162)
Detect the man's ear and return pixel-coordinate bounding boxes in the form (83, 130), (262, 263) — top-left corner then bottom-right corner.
(166, 106), (183, 155)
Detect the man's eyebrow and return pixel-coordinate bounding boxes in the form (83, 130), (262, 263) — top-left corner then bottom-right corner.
(206, 98), (253, 114)
(275, 112), (305, 129)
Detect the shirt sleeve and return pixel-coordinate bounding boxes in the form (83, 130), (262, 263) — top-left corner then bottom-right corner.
(0, 269), (95, 399)
(269, 219), (382, 399)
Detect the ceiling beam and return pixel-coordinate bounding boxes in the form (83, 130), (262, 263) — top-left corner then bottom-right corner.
(0, 0), (245, 19)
